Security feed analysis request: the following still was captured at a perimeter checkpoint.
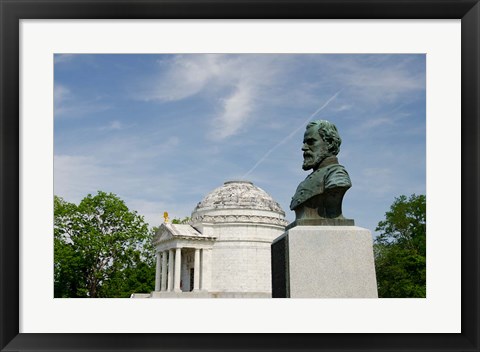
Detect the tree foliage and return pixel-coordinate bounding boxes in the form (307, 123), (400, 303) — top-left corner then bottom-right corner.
(171, 216), (191, 224)
(374, 194), (426, 298)
(54, 192), (155, 298)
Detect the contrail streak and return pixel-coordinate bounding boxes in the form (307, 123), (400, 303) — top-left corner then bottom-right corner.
(242, 90), (342, 179)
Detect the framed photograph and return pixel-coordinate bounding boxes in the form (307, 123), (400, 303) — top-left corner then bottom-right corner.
(1, 0), (479, 351)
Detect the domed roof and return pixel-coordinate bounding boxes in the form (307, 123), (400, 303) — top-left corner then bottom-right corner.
(193, 180), (285, 215)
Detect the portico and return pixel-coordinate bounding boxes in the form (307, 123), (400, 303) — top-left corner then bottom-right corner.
(152, 223), (215, 295)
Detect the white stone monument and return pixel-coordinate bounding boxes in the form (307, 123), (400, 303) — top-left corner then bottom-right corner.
(141, 180), (288, 298)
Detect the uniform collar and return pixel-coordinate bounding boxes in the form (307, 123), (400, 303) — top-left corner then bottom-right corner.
(313, 155), (339, 171)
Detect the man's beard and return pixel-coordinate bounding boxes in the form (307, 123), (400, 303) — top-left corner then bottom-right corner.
(302, 152), (326, 171)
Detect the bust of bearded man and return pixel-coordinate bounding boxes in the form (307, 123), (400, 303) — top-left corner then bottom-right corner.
(290, 120), (354, 227)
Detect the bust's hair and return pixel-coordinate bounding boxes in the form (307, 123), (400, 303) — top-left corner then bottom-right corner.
(306, 120), (342, 156)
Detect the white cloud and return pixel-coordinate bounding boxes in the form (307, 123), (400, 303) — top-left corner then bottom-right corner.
(54, 153), (184, 227)
(358, 116), (394, 131)
(54, 155), (109, 203)
(331, 104), (352, 112)
(210, 82), (254, 140)
(125, 199), (166, 229)
(54, 54), (75, 64)
(136, 55), (284, 140)
(54, 83), (111, 119)
(352, 167), (395, 197)
(54, 84), (72, 116)
(338, 60), (424, 106)
(54, 130), (182, 203)
(140, 55), (424, 141)
(99, 120), (125, 131)
(54, 84), (70, 102)
(345, 69), (424, 105)
(140, 55), (222, 102)
(109, 121), (123, 130)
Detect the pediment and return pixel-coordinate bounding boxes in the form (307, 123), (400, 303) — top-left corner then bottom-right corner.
(153, 223), (215, 246)
(154, 223), (176, 243)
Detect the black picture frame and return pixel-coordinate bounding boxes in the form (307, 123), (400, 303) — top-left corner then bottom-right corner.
(1, 1), (479, 351)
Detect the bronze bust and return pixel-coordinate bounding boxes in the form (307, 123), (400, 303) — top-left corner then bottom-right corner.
(289, 120), (354, 227)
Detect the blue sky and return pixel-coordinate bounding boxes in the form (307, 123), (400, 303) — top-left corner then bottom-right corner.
(54, 54), (426, 236)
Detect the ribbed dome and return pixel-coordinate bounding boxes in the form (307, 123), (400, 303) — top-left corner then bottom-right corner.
(193, 180), (285, 215)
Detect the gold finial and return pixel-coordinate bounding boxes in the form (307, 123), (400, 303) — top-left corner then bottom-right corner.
(163, 212), (169, 223)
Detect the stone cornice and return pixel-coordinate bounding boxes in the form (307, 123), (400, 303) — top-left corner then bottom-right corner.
(153, 234), (216, 245)
(191, 214), (288, 227)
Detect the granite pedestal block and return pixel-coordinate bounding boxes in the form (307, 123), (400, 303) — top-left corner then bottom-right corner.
(271, 226), (378, 298)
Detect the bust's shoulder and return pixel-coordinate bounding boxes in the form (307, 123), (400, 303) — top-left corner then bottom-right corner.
(324, 163), (351, 189)
(289, 170), (323, 210)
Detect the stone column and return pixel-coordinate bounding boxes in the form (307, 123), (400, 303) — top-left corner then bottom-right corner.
(155, 252), (161, 291)
(193, 248), (201, 291)
(200, 248), (212, 291)
(168, 249), (174, 291)
(174, 248), (182, 292)
(161, 250), (168, 291)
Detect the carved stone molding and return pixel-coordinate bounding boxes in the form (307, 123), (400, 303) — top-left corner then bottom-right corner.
(191, 214), (288, 227)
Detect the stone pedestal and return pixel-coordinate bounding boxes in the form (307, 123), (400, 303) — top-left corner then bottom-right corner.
(271, 226), (378, 298)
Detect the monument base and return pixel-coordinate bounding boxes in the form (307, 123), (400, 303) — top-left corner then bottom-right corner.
(148, 291), (212, 298)
(271, 226), (378, 298)
(131, 291), (271, 298)
(285, 218), (354, 230)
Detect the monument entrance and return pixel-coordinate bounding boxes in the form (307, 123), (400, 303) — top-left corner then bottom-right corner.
(189, 268), (194, 292)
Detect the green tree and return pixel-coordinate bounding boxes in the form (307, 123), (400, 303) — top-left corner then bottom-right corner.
(54, 192), (155, 298)
(172, 216), (190, 224)
(374, 194), (426, 298)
